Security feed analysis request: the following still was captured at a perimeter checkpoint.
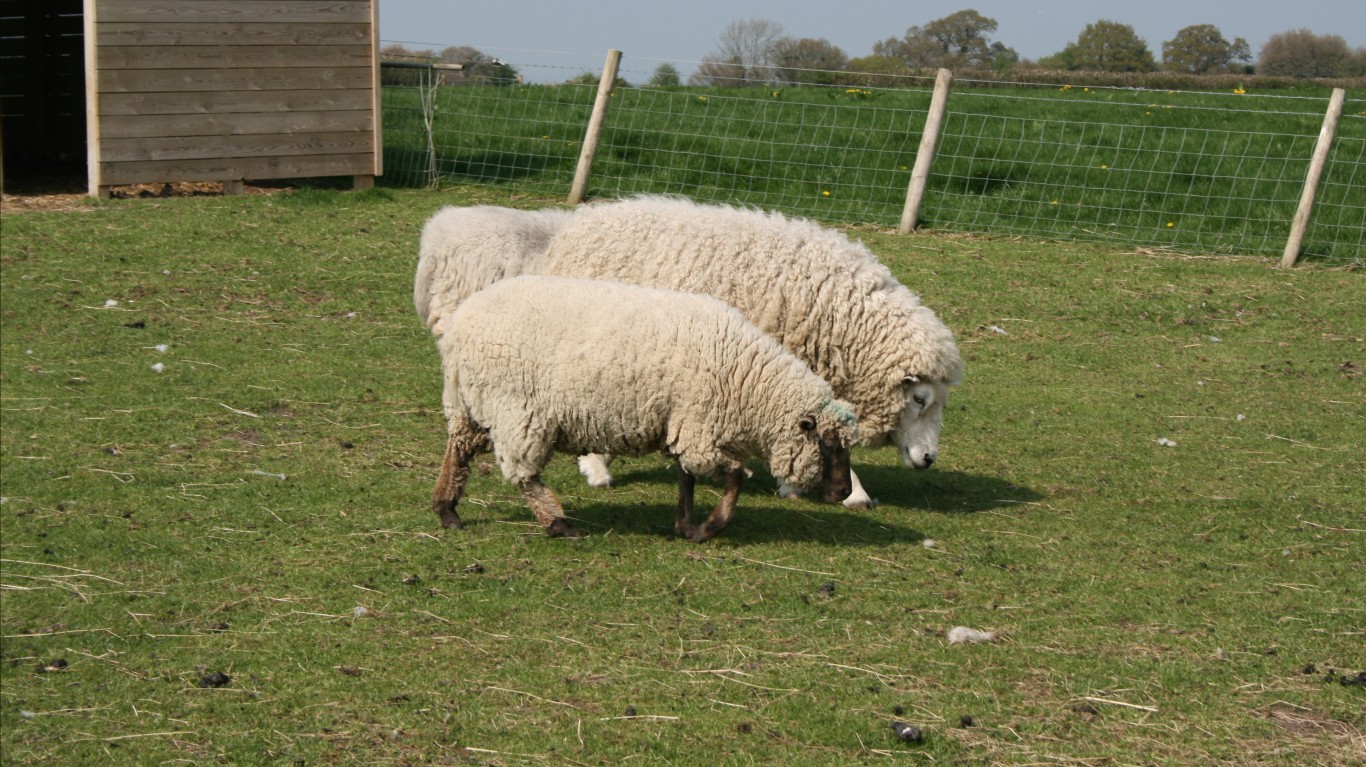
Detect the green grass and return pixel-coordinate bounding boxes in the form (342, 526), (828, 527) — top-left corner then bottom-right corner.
(2, 187), (1363, 766)
(382, 82), (1365, 263)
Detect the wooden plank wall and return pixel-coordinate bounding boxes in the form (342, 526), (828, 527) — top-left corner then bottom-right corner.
(85, 0), (380, 197)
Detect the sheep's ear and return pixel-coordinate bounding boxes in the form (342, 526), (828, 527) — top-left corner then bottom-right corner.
(902, 374), (920, 385)
(799, 415), (817, 432)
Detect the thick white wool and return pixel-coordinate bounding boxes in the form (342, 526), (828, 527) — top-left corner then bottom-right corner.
(414, 204), (575, 334)
(538, 196), (963, 443)
(438, 276), (858, 488)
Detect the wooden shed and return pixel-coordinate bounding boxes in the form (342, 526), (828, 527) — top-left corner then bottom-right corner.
(1, 0), (381, 197)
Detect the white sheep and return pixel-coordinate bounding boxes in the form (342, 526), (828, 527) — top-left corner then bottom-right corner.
(414, 195), (963, 509)
(414, 204), (575, 335)
(541, 196), (963, 508)
(433, 275), (860, 542)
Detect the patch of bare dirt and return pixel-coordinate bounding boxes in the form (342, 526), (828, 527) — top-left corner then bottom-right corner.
(1260, 703), (1366, 765)
(1, 177), (340, 213)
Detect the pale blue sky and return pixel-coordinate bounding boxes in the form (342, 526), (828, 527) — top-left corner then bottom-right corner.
(378, 0), (1364, 83)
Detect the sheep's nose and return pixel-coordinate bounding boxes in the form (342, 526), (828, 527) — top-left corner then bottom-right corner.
(921, 455), (935, 468)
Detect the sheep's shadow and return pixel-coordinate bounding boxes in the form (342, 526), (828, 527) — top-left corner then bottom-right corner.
(550, 463), (1041, 545)
(834, 464), (1044, 513)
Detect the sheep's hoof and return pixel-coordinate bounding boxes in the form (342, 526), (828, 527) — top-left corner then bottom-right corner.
(546, 519), (585, 538)
(842, 497), (877, 510)
(435, 503), (464, 529)
(678, 523), (721, 544)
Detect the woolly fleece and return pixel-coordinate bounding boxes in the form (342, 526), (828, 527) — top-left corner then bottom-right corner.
(438, 275), (859, 489)
(538, 196), (964, 445)
(414, 204), (575, 334)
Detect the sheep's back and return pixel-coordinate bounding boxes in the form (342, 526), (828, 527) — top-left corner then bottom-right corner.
(415, 205), (575, 332)
(441, 276), (830, 458)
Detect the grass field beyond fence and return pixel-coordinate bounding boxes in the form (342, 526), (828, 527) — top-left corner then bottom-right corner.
(383, 79), (1364, 264)
(1, 186), (1363, 766)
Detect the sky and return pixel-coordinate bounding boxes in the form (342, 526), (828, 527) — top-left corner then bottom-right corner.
(378, 0), (1365, 83)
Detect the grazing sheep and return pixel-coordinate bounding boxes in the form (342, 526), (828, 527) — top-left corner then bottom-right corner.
(414, 195), (963, 509)
(414, 204), (575, 335)
(433, 275), (860, 542)
(541, 196), (963, 508)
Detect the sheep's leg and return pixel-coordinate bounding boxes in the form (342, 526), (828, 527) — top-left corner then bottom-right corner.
(694, 469), (745, 542)
(518, 477), (585, 538)
(840, 468), (876, 509)
(674, 466), (698, 540)
(677, 467), (744, 543)
(577, 453), (616, 487)
(432, 427), (489, 529)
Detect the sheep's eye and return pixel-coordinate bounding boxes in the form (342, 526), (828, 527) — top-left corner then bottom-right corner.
(912, 394), (927, 407)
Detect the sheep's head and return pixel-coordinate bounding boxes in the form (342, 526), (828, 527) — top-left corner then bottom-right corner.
(849, 296), (963, 469)
(772, 399), (859, 497)
(892, 375), (949, 469)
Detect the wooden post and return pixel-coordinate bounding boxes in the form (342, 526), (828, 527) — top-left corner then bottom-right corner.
(568, 49), (622, 205)
(899, 68), (954, 234)
(83, 0), (108, 198)
(368, 0), (383, 180)
(1280, 87), (1346, 268)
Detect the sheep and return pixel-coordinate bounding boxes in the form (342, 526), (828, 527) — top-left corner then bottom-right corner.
(539, 196), (963, 508)
(414, 204), (575, 335)
(414, 195), (963, 509)
(432, 275), (860, 542)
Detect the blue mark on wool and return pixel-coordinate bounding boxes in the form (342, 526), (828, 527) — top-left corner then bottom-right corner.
(820, 398), (858, 425)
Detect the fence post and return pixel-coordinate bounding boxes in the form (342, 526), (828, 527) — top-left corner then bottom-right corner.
(899, 68), (954, 234)
(568, 49), (623, 205)
(1281, 87), (1346, 268)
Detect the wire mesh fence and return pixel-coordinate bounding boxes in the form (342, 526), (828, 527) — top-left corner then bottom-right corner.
(381, 56), (1363, 264)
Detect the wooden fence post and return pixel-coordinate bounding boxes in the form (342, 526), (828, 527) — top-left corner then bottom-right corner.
(568, 49), (622, 205)
(1280, 87), (1346, 268)
(899, 68), (954, 234)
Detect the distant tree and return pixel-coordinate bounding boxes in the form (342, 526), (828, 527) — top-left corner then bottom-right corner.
(771, 37), (848, 84)
(1033, 48), (1077, 70)
(690, 56), (747, 87)
(648, 63), (682, 87)
(873, 10), (1014, 71)
(1162, 25), (1252, 74)
(436, 46), (520, 85)
(1068, 20), (1157, 72)
(1258, 29), (1354, 77)
(843, 54), (913, 87)
(691, 18), (785, 85)
(846, 55), (910, 75)
(566, 72), (630, 88)
(987, 41), (1020, 73)
(1352, 47), (1366, 77)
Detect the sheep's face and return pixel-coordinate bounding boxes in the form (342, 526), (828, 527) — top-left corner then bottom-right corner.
(774, 401), (859, 496)
(891, 377), (948, 470)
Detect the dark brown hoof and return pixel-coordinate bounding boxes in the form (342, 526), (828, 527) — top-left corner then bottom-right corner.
(546, 519), (585, 538)
(435, 503), (464, 529)
(678, 524), (719, 544)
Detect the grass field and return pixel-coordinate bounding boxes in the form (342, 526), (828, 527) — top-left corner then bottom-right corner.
(1, 185), (1362, 766)
(382, 82), (1365, 262)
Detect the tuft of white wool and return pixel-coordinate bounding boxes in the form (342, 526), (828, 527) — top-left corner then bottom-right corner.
(414, 204), (576, 334)
(437, 276), (858, 490)
(946, 626), (996, 644)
